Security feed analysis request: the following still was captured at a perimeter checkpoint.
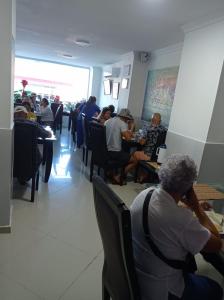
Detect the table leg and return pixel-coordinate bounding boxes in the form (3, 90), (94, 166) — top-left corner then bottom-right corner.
(43, 141), (53, 183)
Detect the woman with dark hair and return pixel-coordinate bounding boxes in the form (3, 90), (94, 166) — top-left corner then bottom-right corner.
(40, 98), (53, 125)
(108, 104), (116, 117)
(97, 107), (111, 124)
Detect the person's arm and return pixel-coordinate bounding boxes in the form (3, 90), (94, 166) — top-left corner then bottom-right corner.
(121, 130), (133, 141)
(36, 124), (52, 138)
(182, 188), (222, 252)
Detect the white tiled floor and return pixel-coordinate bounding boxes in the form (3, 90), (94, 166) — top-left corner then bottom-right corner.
(0, 129), (223, 300)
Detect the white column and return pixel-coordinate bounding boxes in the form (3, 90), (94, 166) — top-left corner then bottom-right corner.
(166, 20), (224, 183)
(0, 0), (15, 230)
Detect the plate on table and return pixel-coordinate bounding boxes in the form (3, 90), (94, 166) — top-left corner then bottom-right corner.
(206, 211), (224, 237)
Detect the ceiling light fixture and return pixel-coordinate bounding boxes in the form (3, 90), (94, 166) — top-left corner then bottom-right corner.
(58, 53), (75, 59)
(74, 39), (91, 47)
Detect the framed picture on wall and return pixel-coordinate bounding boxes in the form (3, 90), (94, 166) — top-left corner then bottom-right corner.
(112, 82), (120, 99)
(103, 79), (111, 95)
(123, 64), (131, 77)
(121, 78), (129, 89)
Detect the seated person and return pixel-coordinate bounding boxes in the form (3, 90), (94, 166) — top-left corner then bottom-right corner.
(130, 154), (223, 300)
(14, 106), (52, 182)
(105, 108), (143, 183)
(40, 98), (54, 125)
(97, 107), (111, 124)
(23, 102), (37, 121)
(141, 112), (167, 160)
(108, 104), (117, 117)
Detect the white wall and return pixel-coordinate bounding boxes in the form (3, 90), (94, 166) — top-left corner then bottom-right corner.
(89, 66), (102, 102)
(99, 52), (134, 111)
(0, 0), (15, 229)
(169, 21), (224, 142)
(149, 43), (183, 71)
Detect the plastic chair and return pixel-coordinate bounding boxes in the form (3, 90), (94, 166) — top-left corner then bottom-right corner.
(13, 121), (40, 202)
(92, 176), (141, 300)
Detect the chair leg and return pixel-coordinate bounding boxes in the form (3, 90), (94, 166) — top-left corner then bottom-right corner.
(85, 149), (88, 166)
(36, 171), (39, 191)
(82, 147), (85, 162)
(90, 159), (94, 182)
(31, 175), (35, 202)
(102, 283), (110, 300)
(135, 162), (140, 183)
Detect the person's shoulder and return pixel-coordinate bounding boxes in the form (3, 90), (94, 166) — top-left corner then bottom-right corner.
(130, 187), (155, 211)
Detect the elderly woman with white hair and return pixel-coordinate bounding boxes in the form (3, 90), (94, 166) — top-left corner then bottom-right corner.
(130, 154), (223, 300)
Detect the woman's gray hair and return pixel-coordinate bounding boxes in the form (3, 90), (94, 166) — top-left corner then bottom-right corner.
(158, 154), (197, 195)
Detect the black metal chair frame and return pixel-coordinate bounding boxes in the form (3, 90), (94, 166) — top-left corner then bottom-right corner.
(81, 113), (92, 166)
(53, 104), (63, 134)
(13, 122), (40, 202)
(92, 176), (141, 300)
(89, 122), (125, 183)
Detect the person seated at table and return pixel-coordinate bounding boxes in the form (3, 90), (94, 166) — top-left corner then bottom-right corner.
(97, 107), (111, 124)
(141, 112), (167, 159)
(105, 108), (144, 183)
(132, 112), (167, 182)
(108, 104), (117, 118)
(40, 98), (54, 126)
(127, 114), (136, 132)
(23, 102), (37, 121)
(76, 96), (100, 147)
(30, 92), (37, 110)
(131, 154), (223, 300)
(14, 106), (52, 183)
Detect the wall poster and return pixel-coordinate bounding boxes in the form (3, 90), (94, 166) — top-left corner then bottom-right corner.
(141, 66), (179, 128)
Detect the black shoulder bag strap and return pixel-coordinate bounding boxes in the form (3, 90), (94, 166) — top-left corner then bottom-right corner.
(142, 190), (189, 270)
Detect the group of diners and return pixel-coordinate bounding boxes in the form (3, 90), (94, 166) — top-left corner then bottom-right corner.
(15, 94), (54, 125)
(75, 95), (167, 184)
(14, 95), (55, 185)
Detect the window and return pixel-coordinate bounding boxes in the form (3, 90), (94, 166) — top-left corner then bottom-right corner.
(14, 57), (90, 103)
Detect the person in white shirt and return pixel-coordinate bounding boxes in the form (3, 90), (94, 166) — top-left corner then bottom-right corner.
(40, 98), (54, 125)
(105, 108), (140, 184)
(130, 154), (223, 300)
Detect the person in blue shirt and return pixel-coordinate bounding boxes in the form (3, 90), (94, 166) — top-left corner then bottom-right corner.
(76, 96), (100, 147)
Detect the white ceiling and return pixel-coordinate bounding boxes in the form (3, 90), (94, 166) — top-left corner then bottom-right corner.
(16, 0), (224, 67)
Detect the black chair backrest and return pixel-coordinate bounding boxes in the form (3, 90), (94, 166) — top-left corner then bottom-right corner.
(89, 121), (108, 166)
(13, 121), (38, 180)
(92, 176), (141, 300)
(151, 130), (167, 161)
(51, 103), (60, 118)
(53, 104), (63, 126)
(81, 113), (92, 148)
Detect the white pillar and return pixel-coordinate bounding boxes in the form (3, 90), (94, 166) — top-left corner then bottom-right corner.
(0, 0), (15, 231)
(166, 20), (224, 183)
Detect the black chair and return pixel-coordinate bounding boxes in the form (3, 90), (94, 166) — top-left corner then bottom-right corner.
(71, 109), (78, 143)
(150, 130), (167, 161)
(52, 104), (63, 134)
(13, 121), (40, 202)
(81, 113), (92, 166)
(89, 122), (125, 183)
(92, 176), (141, 300)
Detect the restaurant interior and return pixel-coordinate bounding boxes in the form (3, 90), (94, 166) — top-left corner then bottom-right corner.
(1, 0), (224, 299)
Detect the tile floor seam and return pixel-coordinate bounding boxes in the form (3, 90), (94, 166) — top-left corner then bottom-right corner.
(45, 231), (101, 255)
(0, 271), (45, 300)
(57, 249), (103, 300)
(0, 234), (48, 269)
